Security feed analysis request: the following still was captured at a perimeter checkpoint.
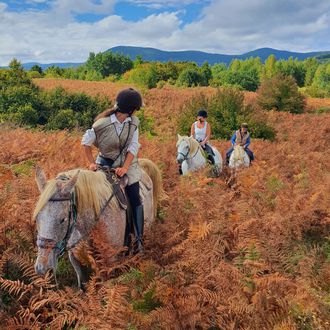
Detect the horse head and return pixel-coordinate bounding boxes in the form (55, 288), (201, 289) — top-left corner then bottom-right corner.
(34, 166), (79, 276)
(176, 134), (191, 164)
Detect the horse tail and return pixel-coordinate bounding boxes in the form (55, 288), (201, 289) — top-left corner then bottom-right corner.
(139, 158), (166, 215)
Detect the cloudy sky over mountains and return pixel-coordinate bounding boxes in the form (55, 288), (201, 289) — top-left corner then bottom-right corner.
(0, 0), (329, 65)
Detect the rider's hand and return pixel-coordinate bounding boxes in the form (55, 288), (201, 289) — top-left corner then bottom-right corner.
(115, 166), (128, 177)
(89, 163), (98, 171)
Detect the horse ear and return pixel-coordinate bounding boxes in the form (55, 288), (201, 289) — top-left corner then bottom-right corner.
(177, 134), (181, 140)
(35, 165), (47, 192)
(58, 171), (80, 195)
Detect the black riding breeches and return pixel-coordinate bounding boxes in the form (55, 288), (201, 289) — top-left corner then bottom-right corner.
(202, 144), (214, 156)
(125, 182), (142, 209)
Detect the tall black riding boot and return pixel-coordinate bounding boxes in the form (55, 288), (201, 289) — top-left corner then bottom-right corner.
(123, 211), (132, 255)
(132, 205), (144, 254)
(207, 154), (215, 165)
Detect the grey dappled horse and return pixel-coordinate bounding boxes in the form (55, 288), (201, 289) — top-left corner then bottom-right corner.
(34, 159), (163, 288)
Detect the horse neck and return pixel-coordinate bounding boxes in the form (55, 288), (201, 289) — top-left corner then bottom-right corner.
(66, 208), (97, 248)
(187, 146), (205, 167)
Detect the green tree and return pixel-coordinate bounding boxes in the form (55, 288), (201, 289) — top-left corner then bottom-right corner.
(200, 62), (212, 86)
(86, 51), (133, 77)
(262, 55), (277, 79)
(304, 58), (319, 86)
(30, 65), (43, 74)
(176, 67), (203, 87)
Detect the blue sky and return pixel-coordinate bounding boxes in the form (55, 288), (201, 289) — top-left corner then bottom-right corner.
(0, 0), (329, 64)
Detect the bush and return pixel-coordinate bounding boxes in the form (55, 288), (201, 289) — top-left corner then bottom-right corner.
(27, 71), (42, 79)
(0, 61), (110, 129)
(257, 74), (306, 113)
(46, 109), (78, 130)
(14, 104), (39, 126)
(178, 87), (275, 140)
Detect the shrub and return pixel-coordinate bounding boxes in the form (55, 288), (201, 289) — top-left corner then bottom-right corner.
(27, 71), (42, 79)
(257, 74), (306, 113)
(14, 104), (39, 126)
(46, 109), (78, 130)
(178, 87), (275, 140)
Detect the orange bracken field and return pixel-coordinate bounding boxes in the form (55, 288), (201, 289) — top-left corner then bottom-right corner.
(0, 79), (329, 329)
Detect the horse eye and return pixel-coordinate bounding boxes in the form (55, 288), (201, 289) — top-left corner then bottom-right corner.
(60, 218), (66, 224)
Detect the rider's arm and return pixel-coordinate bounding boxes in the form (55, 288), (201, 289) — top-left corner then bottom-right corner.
(84, 146), (97, 170)
(82, 129), (97, 170)
(244, 136), (251, 149)
(116, 128), (139, 177)
(127, 127), (140, 156)
(190, 123), (195, 138)
(202, 123), (211, 145)
(231, 132), (236, 146)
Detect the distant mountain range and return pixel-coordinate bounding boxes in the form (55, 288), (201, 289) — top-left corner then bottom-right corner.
(4, 46), (330, 70)
(109, 46), (330, 66)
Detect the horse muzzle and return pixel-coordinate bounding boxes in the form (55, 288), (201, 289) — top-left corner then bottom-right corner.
(34, 248), (58, 275)
(177, 155), (184, 164)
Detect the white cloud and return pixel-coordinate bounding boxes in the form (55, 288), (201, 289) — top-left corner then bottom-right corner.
(126, 0), (204, 9)
(0, 0), (329, 65)
(0, 2), (7, 12)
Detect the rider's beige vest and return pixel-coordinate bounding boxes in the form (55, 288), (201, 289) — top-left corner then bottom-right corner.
(92, 115), (141, 185)
(235, 130), (250, 146)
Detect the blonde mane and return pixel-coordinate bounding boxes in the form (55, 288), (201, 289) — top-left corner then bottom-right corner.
(177, 136), (202, 157)
(33, 169), (116, 219)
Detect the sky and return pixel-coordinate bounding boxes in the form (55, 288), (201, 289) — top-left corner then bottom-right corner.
(0, 0), (329, 65)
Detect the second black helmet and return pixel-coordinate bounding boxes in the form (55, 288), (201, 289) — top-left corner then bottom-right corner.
(197, 109), (208, 118)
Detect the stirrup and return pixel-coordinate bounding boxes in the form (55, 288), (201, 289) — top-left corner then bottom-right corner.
(133, 238), (144, 255)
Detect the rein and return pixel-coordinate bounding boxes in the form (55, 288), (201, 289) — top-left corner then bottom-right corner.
(36, 171), (120, 257)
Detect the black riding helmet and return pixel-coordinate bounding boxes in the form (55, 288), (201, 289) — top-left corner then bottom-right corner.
(197, 109), (208, 118)
(115, 88), (143, 114)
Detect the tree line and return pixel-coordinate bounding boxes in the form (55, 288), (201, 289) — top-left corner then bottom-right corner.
(25, 51), (330, 97)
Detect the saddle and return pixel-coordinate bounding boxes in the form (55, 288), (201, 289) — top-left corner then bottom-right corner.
(99, 167), (128, 210)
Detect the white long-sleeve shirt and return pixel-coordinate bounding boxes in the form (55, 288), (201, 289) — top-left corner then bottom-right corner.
(81, 114), (140, 156)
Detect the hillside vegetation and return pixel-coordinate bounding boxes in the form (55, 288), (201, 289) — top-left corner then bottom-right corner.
(0, 79), (329, 329)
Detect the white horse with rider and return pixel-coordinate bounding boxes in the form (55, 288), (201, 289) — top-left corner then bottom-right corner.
(177, 109), (222, 176)
(226, 123), (254, 169)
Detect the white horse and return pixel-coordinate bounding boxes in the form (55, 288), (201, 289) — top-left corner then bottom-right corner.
(229, 145), (250, 169)
(176, 135), (222, 176)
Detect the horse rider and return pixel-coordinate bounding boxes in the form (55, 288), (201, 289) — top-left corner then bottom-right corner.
(226, 123), (254, 164)
(81, 88), (144, 254)
(191, 109), (215, 164)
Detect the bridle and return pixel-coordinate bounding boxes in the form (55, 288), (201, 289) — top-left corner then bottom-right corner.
(36, 170), (120, 258)
(177, 140), (200, 161)
(36, 192), (78, 257)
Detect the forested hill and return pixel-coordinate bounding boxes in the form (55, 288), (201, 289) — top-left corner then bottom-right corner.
(109, 46), (330, 65)
(4, 47), (330, 70)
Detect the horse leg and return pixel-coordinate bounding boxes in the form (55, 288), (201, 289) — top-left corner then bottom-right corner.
(69, 251), (90, 290)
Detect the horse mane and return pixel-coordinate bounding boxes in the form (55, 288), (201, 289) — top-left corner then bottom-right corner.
(33, 169), (116, 219)
(177, 135), (202, 157)
(233, 145), (246, 160)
